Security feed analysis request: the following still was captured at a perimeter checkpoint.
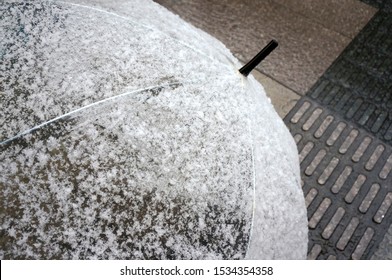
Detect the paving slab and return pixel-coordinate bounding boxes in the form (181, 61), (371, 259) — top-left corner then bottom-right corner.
(272, 0), (376, 39)
(155, 0), (376, 95)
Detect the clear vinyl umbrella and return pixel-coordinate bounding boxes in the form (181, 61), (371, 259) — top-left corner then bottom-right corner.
(0, 0), (308, 259)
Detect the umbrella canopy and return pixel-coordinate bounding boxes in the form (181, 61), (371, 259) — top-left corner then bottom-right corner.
(0, 0), (307, 259)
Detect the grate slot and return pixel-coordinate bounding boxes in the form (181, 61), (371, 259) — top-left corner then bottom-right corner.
(309, 198), (332, 229)
(314, 115), (334, 138)
(352, 227), (375, 260)
(294, 134), (303, 144)
(299, 142), (315, 164)
(305, 149), (327, 176)
(322, 207), (345, 239)
(331, 166), (352, 194)
(339, 129), (359, 154)
(305, 188), (318, 208)
(373, 193), (392, 224)
(346, 98), (363, 119)
(326, 122), (347, 146)
(371, 112), (388, 133)
(336, 217), (360, 251)
(379, 153), (392, 179)
(318, 157), (339, 185)
(358, 104), (376, 126)
(303, 108), (323, 131)
(365, 145), (385, 171)
(308, 244), (322, 260)
(344, 174), (367, 204)
(352, 137), (372, 162)
(290, 101), (310, 124)
(359, 183), (381, 214)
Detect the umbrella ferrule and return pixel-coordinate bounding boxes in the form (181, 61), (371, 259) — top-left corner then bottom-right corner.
(239, 39), (278, 76)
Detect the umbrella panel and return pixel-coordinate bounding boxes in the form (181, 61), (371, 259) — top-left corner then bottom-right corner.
(0, 85), (254, 259)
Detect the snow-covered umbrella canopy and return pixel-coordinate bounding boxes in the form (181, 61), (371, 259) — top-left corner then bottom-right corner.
(0, 0), (308, 259)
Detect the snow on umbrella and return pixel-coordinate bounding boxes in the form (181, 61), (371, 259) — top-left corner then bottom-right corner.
(0, 0), (308, 259)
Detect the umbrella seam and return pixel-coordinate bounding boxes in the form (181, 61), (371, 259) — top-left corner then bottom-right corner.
(245, 120), (256, 259)
(242, 77), (257, 259)
(0, 82), (185, 146)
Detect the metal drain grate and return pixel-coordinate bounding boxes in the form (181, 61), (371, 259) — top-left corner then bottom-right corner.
(284, 97), (392, 259)
(306, 10), (392, 145)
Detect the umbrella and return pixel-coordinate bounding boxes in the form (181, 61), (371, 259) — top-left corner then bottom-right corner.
(0, 0), (307, 259)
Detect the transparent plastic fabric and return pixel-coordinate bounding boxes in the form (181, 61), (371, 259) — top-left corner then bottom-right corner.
(0, 0), (307, 259)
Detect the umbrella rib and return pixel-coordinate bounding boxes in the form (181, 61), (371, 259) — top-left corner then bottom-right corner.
(242, 80), (257, 259)
(56, 0), (233, 72)
(0, 82), (184, 146)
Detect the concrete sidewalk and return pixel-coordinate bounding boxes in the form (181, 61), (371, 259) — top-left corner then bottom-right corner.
(155, 0), (376, 118)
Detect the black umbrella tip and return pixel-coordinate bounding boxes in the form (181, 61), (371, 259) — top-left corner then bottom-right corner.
(239, 39), (278, 77)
